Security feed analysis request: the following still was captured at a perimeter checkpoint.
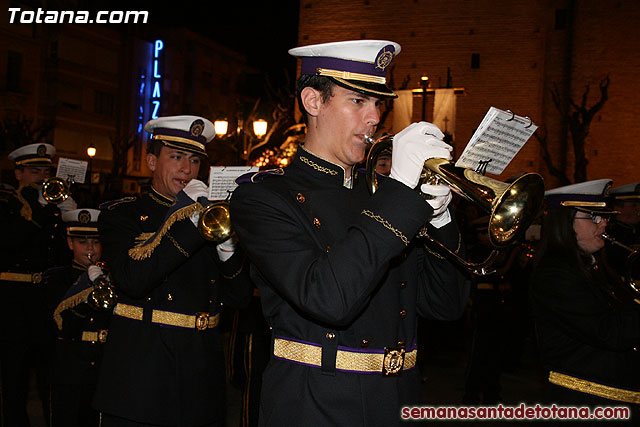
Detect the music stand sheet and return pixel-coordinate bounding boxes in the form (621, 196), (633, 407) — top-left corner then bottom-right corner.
(56, 157), (88, 184)
(208, 166), (258, 201)
(455, 107), (537, 175)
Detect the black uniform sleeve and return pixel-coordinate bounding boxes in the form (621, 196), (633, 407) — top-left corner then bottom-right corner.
(416, 218), (470, 321)
(99, 203), (208, 299)
(231, 176), (442, 326)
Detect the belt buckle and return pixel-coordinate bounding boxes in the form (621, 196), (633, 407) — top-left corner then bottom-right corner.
(31, 272), (42, 284)
(382, 346), (405, 377)
(195, 312), (210, 331)
(98, 329), (108, 343)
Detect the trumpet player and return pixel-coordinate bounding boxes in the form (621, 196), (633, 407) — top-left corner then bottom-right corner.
(0, 143), (76, 426)
(93, 116), (251, 427)
(530, 180), (640, 415)
(603, 182), (640, 280)
(46, 208), (109, 426)
(230, 40), (468, 425)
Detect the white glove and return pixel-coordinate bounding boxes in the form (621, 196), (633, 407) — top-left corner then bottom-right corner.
(421, 183), (453, 228)
(57, 196), (77, 213)
(183, 179), (209, 227)
(88, 265), (104, 282)
(216, 236), (236, 262)
(389, 122), (452, 189)
(183, 179), (209, 202)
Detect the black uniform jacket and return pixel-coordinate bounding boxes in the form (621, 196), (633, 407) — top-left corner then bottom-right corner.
(93, 188), (250, 426)
(530, 252), (640, 403)
(50, 265), (111, 386)
(0, 186), (69, 342)
(230, 147), (469, 426)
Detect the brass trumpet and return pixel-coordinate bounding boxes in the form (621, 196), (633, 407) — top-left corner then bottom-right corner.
(42, 177), (72, 204)
(600, 233), (640, 303)
(86, 255), (118, 311)
(365, 134), (545, 275)
(198, 201), (233, 243)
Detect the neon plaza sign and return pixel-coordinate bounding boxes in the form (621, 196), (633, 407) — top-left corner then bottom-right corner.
(151, 39), (163, 119)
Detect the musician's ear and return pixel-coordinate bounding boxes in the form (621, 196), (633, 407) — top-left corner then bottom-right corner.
(146, 152), (157, 172)
(301, 87), (322, 118)
(67, 236), (74, 251)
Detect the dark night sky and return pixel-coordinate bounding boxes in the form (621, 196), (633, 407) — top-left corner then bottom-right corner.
(145, 1), (300, 84)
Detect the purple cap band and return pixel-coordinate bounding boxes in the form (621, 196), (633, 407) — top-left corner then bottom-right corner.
(300, 56), (387, 78)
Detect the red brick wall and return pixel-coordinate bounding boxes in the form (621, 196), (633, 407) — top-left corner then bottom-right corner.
(297, 0), (640, 190)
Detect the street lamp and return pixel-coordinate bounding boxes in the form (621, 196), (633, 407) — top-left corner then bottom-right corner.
(87, 144), (96, 194)
(214, 119), (229, 137)
(253, 119), (268, 138)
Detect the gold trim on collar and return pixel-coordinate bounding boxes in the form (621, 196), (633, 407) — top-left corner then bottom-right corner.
(153, 134), (205, 152)
(316, 68), (386, 84)
(299, 156), (338, 176)
(299, 146), (355, 184)
(150, 188), (173, 206)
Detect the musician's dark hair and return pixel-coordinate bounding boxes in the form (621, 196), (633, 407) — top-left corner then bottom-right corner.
(146, 139), (164, 156)
(532, 206), (592, 273)
(296, 75), (335, 124)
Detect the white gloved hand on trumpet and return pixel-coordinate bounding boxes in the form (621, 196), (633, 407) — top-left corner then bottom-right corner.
(182, 179), (209, 227)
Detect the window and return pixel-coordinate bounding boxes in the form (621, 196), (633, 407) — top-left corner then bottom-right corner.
(94, 90), (114, 116)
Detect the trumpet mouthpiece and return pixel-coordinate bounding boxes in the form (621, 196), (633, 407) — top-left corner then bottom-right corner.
(363, 135), (375, 145)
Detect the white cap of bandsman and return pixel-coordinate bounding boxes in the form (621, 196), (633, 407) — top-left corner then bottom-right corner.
(62, 208), (100, 237)
(289, 40), (401, 98)
(8, 143), (56, 166)
(144, 115), (214, 157)
(545, 179), (618, 214)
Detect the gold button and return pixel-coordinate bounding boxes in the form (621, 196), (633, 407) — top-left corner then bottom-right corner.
(90, 361), (95, 366)
(313, 218), (321, 228)
(397, 341), (406, 348)
(146, 296), (152, 302)
(361, 339), (370, 348)
(400, 281), (407, 289)
(400, 309), (407, 319)
(210, 279), (216, 285)
(326, 332), (335, 340)
(209, 299), (213, 304)
(167, 294), (173, 301)
(296, 193), (305, 203)
(89, 318), (94, 323)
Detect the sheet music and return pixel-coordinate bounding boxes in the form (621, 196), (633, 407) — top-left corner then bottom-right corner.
(456, 107), (537, 175)
(208, 166), (258, 200)
(56, 157), (88, 184)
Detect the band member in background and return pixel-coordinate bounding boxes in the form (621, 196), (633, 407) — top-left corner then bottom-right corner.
(230, 40), (468, 425)
(0, 143), (76, 426)
(530, 179), (640, 420)
(603, 182), (640, 282)
(93, 116), (251, 427)
(47, 208), (108, 427)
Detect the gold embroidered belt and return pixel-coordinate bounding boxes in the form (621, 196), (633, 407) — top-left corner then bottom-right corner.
(273, 337), (417, 375)
(0, 271), (43, 284)
(549, 371), (640, 404)
(114, 302), (219, 331)
(81, 330), (108, 343)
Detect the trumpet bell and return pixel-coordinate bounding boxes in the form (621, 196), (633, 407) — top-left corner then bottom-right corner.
(424, 158), (545, 247)
(198, 201), (233, 243)
(42, 177), (70, 204)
